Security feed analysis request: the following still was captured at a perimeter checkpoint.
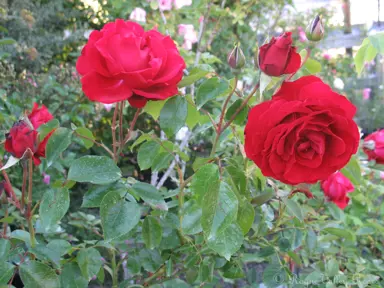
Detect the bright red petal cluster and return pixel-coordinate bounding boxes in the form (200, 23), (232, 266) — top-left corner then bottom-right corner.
(244, 76), (360, 185)
(321, 172), (354, 209)
(76, 20), (186, 108)
(4, 103), (54, 165)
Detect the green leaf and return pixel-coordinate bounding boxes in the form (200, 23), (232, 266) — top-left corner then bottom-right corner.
(222, 261), (245, 279)
(207, 223), (244, 260)
(38, 119), (59, 141)
(60, 263), (88, 288)
(178, 64), (214, 87)
(225, 99), (248, 125)
(19, 261), (60, 288)
(368, 32), (384, 53)
(46, 240), (71, 256)
(181, 200), (203, 235)
(252, 190), (274, 206)
(139, 249), (163, 273)
(137, 141), (161, 170)
(0, 262), (14, 284)
(263, 264), (287, 288)
(278, 237), (291, 252)
(75, 127), (95, 149)
(259, 72), (272, 96)
(341, 156), (361, 186)
(100, 191), (141, 241)
(82, 182), (127, 208)
(39, 188), (70, 230)
(150, 279), (190, 288)
(0, 38), (16, 45)
(68, 156), (122, 185)
(132, 182), (167, 210)
(186, 98), (200, 129)
(196, 77), (229, 109)
(303, 58), (322, 74)
(0, 239), (11, 259)
(0, 216), (14, 224)
(45, 127), (73, 167)
(30, 244), (61, 267)
(283, 198), (304, 222)
(151, 152), (173, 172)
(143, 100), (166, 120)
(323, 227), (353, 241)
(77, 248), (102, 281)
(142, 216), (163, 249)
(237, 201), (254, 234)
(202, 182), (238, 240)
(306, 229), (317, 252)
(326, 258), (339, 277)
(354, 38), (378, 75)
(191, 163), (220, 204)
(159, 96), (188, 138)
(192, 157), (214, 172)
(10, 230), (33, 246)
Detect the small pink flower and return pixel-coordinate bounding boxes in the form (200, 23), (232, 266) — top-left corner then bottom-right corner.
(178, 24), (198, 50)
(199, 16), (204, 23)
(129, 7), (146, 22)
(174, 0), (192, 9)
(158, 0), (172, 10)
(363, 88), (371, 100)
(380, 171), (384, 180)
(323, 53), (331, 60)
(297, 26), (306, 42)
(91, 275), (97, 281)
(104, 104), (114, 112)
(43, 173), (50, 185)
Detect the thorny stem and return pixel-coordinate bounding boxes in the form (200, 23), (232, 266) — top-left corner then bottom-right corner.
(119, 101), (125, 150)
(112, 102), (119, 162)
(210, 82), (260, 157)
(123, 108), (142, 145)
(110, 249), (118, 288)
(21, 162), (27, 213)
(2, 195), (8, 237)
(217, 77), (238, 133)
(26, 156), (36, 249)
(74, 132), (114, 158)
(0, 160), (21, 210)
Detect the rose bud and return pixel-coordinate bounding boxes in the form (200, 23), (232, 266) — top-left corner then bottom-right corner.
(258, 32), (301, 77)
(4, 103), (54, 165)
(321, 172), (354, 209)
(227, 44), (245, 73)
(306, 15), (324, 42)
(363, 130), (384, 164)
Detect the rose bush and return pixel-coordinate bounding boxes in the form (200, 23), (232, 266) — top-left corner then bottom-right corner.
(2, 2), (384, 288)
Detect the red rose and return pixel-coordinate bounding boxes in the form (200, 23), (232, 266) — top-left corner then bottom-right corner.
(244, 76), (360, 185)
(258, 32), (301, 77)
(4, 103), (54, 165)
(321, 172), (354, 209)
(76, 19), (186, 108)
(363, 130), (384, 164)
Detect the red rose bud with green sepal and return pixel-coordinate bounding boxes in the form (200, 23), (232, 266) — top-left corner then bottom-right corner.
(258, 32), (301, 77)
(321, 172), (354, 209)
(4, 103), (54, 165)
(306, 15), (324, 42)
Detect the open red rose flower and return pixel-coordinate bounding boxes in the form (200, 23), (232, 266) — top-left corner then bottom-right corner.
(258, 32), (301, 77)
(244, 76), (360, 185)
(321, 172), (354, 209)
(76, 19), (186, 108)
(4, 103), (54, 165)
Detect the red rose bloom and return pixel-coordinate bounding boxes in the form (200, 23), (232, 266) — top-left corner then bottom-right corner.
(244, 76), (360, 185)
(4, 103), (54, 165)
(259, 32), (301, 77)
(76, 19), (186, 108)
(363, 130), (384, 164)
(321, 172), (354, 209)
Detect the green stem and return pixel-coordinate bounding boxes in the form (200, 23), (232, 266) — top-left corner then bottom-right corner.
(27, 156), (36, 249)
(110, 249), (118, 288)
(143, 266), (165, 285)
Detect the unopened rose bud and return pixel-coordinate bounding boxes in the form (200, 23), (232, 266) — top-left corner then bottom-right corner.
(227, 44), (245, 73)
(306, 15), (324, 42)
